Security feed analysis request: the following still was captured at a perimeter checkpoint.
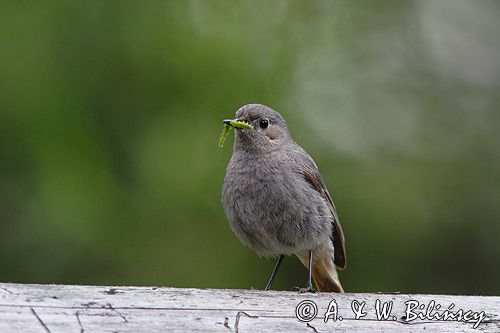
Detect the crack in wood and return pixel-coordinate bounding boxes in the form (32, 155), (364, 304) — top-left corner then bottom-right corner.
(234, 311), (258, 333)
(104, 303), (128, 322)
(103, 288), (123, 295)
(307, 322), (319, 333)
(30, 308), (51, 333)
(80, 301), (128, 322)
(0, 303), (279, 313)
(224, 317), (232, 331)
(216, 317), (233, 332)
(75, 310), (85, 333)
(0, 287), (13, 294)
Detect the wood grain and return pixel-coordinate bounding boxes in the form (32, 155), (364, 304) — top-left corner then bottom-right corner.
(0, 283), (498, 332)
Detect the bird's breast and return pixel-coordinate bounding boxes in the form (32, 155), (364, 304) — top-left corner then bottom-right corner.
(222, 151), (331, 255)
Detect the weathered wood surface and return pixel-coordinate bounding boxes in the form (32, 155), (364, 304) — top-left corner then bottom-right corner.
(0, 283), (498, 332)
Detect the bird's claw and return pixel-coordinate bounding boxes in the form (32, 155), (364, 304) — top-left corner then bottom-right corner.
(292, 286), (316, 293)
(299, 286), (316, 293)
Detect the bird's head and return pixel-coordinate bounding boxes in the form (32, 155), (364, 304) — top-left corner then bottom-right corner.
(223, 104), (292, 153)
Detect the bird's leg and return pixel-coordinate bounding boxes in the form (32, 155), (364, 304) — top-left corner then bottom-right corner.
(264, 255), (284, 290)
(299, 250), (316, 293)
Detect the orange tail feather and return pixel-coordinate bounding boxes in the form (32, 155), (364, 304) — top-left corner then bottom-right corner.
(296, 245), (344, 293)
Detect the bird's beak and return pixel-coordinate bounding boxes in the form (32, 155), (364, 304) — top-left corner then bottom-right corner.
(223, 119), (237, 126)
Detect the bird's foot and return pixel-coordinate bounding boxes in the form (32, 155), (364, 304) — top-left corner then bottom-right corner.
(299, 287), (316, 294)
(299, 286), (316, 293)
(292, 286), (316, 293)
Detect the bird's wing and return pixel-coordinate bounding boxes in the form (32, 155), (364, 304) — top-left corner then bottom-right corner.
(299, 154), (347, 269)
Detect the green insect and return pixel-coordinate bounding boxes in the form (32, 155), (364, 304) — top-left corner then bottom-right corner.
(218, 120), (254, 148)
(218, 124), (231, 148)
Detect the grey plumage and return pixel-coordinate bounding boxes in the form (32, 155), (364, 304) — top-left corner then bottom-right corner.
(222, 104), (346, 292)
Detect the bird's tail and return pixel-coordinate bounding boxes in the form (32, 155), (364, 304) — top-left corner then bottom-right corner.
(296, 244), (344, 293)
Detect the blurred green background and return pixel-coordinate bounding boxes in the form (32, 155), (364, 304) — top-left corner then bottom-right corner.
(1, 1), (499, 295)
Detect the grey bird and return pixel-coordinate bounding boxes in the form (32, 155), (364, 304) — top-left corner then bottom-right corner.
(222, 104), (346, 293)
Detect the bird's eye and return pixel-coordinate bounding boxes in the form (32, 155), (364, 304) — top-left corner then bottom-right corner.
(259, 119), (269, 129)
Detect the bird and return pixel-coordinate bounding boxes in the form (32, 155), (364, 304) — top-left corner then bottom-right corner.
(221, 104), (346, 293)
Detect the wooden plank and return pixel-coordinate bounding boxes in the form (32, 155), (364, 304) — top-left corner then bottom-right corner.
(0, 283), (498, 332)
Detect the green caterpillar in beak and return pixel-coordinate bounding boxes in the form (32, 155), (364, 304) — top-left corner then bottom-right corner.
(218, 120), (254, 148)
